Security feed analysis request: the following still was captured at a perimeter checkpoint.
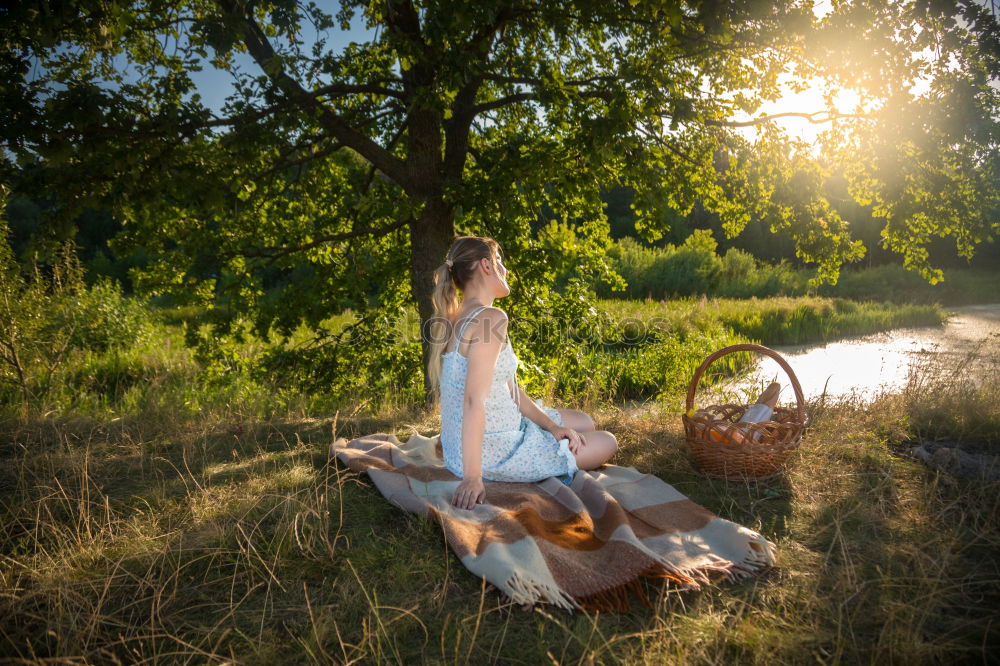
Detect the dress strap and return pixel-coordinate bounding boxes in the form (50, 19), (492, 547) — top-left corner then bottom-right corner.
(455, 305), (490, 345)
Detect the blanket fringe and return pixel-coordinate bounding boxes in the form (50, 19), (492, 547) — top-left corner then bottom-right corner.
(566, 540), (777, 612)
(577, 576), (653, 612)
(503, 573), (582, 611)
(499, 539), (778, 612)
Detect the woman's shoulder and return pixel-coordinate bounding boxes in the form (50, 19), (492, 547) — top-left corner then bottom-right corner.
(475, 306), (508, 323)
(470, 307), (508, 333)
(465, 306), (508, 346)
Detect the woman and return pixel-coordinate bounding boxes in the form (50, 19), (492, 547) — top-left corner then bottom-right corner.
(427, 236), (618, 510)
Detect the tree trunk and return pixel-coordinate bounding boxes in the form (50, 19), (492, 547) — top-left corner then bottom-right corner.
(408, 196), (455, 402)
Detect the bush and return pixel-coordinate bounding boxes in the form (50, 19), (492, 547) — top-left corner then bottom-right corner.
(601, 231), (723, 299)
(47, 278), (153, 352)
(716, 248), (803, 298)
(718, 247), (757, 289)
(601, 237), (658, 298)
(602, 232), (817, 300)
(0, 227), (154, 405)
(604, 231), (1000, 305)
(817, 264), (1000, 305)
(69, 349), (151, 401)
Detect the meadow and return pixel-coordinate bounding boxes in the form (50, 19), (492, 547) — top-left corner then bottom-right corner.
(2, 277), (998, 663)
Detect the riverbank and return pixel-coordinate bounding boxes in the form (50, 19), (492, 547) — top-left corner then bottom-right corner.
(599, 296), (945, 346)
(530, 297), (943, 404)
(1, 350), (997, 662)
(721, 303), (1000, 403)
(1, 293), (944, 419)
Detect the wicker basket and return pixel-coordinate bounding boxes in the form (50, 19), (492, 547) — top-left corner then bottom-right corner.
(682, 344), (808, 481)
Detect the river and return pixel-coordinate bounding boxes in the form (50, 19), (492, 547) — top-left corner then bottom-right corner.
(725, 303), (1000, 402)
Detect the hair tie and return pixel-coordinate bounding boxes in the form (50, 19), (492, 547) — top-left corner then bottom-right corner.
(444, 258), (454, 268)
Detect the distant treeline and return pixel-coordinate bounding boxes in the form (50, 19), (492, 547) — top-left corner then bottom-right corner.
(597, 233), (998, 305)
(596, 185), (1000, 271)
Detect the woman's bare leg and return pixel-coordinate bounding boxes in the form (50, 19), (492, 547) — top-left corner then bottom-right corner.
(573, 430), (618, 470)
(554, 408), (616, 469)
(555, 408), (595, 433)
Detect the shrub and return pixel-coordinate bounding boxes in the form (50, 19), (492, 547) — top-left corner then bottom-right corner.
(69, 349), (151, 401)
(660, 230), (722, 295)
(0, 225), (154, 405)
(47, 278), (153, 352)
(603, 233), (816, 300)
(718, 247), (757, 290)
(817, 264), (1000, 305)
(601, 231), (723, 299)
(602, 237), (659, 298)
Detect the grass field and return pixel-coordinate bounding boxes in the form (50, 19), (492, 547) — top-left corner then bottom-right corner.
(231, 296), (946, 408)
(2, 298), (997, 663)
(597, 296), (944, 347)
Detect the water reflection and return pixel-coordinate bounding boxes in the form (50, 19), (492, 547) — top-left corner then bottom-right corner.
(725, 304), (1000, 402)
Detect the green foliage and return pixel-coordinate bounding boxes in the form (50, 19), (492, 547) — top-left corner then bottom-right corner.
(563, 323), (750, 403)
(4, 0), (998, 396)
(716, 298), (942, 346)
(69, 349), (154, 403)
(816, 264), (1000, 306)
(602, 234), (999, 305)
(667, 230), (723, 295)
(50, 278), (152, 352)
(263, 332), (427, 411)
(598, 297), (944, 348)
(715, 248), (799, 298)
(0, 215), (154, 404)
(603, 232), (797, 299)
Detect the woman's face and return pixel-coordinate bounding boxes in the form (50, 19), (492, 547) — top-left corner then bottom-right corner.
(491, 253), (511, 298)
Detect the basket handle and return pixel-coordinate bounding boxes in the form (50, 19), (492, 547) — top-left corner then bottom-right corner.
(685, 343), (806, 423)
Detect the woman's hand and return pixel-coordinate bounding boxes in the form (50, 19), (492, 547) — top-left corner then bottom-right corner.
(549, 425), (587, 454)
(452, 476), (486, 510)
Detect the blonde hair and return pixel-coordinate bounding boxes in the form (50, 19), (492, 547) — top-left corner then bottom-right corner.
(426, 236), (503, 391)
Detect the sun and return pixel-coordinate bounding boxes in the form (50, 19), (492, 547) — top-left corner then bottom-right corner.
(740, 79), (865, 146)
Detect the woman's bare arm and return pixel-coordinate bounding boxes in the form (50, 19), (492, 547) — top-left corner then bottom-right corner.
(515, 385), (559, 432)
(515, 385), (588, 454)
(459, 308), (508, 479)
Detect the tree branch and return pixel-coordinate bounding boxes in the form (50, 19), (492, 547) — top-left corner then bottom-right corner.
(39, 85), (389, 143)
(483, 74), (619, 87)
(250, 139), (345, 180)
(201, 83), (403, 128)
(222, 216), (412, 263)
(702, 110), (874, 127)
(471, 88), (614, 116)
(219, 0), (410, 189)
(444, 5), (529, 181)
(637, 124), (704, 167)
(471, 92), (536, 115)
(312, 82), (406, 100)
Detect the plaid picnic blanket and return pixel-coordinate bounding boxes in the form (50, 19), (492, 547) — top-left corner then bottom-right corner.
(331, 432), (776, 611)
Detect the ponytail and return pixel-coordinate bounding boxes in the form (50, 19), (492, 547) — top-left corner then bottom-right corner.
(424, 235), (501, 393)
(427, 263), (459, 391)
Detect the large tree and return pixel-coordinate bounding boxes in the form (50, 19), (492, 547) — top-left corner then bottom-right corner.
(2, 0), (998, 396)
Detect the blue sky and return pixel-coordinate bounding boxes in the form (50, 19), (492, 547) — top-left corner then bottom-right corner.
(181, 20), (376, 115)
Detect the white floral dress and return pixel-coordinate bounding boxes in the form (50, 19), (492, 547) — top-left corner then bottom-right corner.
(439, 306), (578, 483)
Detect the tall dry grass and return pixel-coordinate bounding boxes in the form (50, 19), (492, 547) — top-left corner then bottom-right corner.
(2, 342), (998, 663)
